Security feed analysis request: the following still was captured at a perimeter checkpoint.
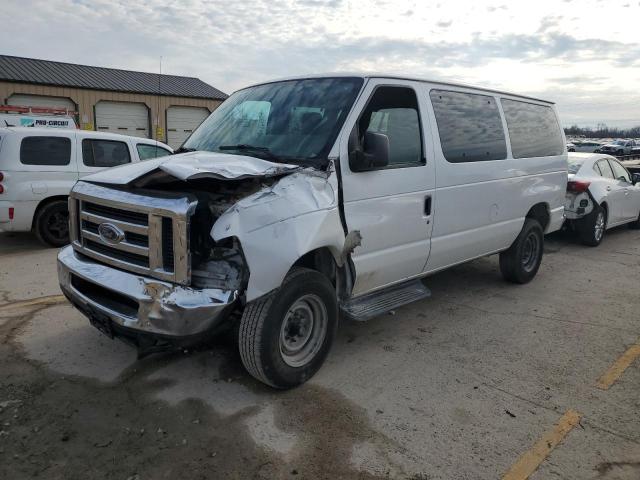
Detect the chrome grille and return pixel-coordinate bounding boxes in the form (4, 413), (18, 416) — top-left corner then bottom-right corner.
(69, 181), (197, 285)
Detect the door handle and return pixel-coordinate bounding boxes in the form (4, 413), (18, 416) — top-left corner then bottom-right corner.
(424, 196), (432, 216)
(606, 186), (612, 191)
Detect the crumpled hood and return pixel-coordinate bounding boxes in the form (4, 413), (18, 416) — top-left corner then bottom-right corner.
(81, 150), (301, 185)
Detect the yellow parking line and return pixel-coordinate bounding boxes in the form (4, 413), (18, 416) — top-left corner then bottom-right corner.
(502, 410), (582, 480)
(596, 340), (640, 390)
(0, 295), (67, 312)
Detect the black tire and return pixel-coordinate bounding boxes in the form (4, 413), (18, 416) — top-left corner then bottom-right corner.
(499, 218), (544, 284)
(578, 204), (606, 246)
(238, 267), (338, 389)
(33, 200), (70, 248)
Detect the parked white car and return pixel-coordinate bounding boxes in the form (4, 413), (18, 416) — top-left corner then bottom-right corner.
(570, 140), (603, 153)
(0, 127), (172, 246)
(57, 75), (567, 388)
(598, 139), (636, 156)
(565, 152), (640, 245)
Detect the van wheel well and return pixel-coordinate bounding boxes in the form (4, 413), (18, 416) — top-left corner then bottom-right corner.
(292, 248), (338, 286)
(31, 196), (68, 230)
(526, 203), (550, 232)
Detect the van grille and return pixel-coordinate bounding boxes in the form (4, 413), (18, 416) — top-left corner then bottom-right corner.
(68, 182), (195, 285)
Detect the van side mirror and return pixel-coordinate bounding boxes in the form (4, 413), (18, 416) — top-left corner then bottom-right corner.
(349, 131), (390, 172)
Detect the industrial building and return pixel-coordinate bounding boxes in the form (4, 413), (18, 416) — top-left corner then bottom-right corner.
(0, 55), (227, 148)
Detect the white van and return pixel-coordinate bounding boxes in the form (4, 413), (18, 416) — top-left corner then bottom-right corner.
(0, 127), (172, 246)
(57, 75), (567, 388)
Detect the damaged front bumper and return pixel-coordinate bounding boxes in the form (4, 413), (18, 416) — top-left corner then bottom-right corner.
(57, 246), (238, 346)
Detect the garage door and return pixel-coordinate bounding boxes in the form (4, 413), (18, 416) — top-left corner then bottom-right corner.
(8, 94), (76, 112)
(166, 106), (209, 148)
(95, 101), (149, 138)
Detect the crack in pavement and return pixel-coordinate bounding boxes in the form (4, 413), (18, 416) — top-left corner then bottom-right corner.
(0, 295), (67, 313)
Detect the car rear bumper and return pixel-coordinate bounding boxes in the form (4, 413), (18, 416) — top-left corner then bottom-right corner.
(57, 245), (238, 342)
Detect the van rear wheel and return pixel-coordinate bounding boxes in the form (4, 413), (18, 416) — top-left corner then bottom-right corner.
(499, 218), (544, 284)
(238, 267), (338, 389)
(34, 200), (70, 248)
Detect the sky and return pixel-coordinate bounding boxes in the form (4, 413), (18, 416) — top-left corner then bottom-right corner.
(2, 0), (639, 128)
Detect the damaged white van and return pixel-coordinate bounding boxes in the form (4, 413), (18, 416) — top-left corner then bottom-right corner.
(58, 75), (567, 388)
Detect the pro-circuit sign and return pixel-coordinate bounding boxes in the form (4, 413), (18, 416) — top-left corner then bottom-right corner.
(0, 114), (78, 129)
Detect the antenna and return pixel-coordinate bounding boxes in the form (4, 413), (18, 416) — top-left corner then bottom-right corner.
(156, 56), (162, 155)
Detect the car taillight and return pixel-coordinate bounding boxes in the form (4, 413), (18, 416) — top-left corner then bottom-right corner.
(567, 180), (591, 193)
(0, 171), (3, 194)
(8, 207), (13, 220)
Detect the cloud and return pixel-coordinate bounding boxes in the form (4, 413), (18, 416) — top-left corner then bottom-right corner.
(1, 0), (639, 127)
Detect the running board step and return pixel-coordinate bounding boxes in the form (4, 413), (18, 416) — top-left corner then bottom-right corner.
(340, 280), (431, 322)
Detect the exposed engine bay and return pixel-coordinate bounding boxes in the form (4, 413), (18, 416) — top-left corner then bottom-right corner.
(130, 172), (289, 292)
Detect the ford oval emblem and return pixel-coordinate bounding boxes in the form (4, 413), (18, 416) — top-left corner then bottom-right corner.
(98, 223), (125, 244)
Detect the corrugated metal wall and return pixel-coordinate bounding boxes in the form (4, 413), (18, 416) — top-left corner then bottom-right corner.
(0, 81), (223, 143)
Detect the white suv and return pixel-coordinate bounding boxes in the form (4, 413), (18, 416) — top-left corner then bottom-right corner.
(0, 127), (172, 246)
(58, 75), (567, 388)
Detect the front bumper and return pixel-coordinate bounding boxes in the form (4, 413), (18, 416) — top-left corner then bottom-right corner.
(57, 246), (238, 342)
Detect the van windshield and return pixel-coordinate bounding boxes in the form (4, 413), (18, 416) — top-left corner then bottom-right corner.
(182, 77), (364, 168)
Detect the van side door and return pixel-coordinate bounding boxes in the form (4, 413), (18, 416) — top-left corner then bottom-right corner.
(339, 79), (435, 296)
(76, 135), (134, 177)
(423, 88), (514, 272)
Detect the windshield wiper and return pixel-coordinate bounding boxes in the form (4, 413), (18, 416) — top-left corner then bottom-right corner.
(218, 144), (282, 162)
(173, 146), (197, 154)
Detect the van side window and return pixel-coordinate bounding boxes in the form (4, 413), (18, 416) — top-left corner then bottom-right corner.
(597, 159), (615, 179)
(137, 143), (172, 160)
(430, 90), (507, 163)
(82, 139), (131, 167)
(609, 159), (631, 183)
(20, 136), (71, 165)
(501, 99), (563, 158)
(358, 86), (423, 167)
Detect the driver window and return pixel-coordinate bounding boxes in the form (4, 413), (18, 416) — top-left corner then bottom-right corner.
(358, 86), (423, 167)
(609, 160), (631, 183)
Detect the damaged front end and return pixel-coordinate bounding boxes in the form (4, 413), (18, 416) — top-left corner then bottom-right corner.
(58, 151), (346, 354)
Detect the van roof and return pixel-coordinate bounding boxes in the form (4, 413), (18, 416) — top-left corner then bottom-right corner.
(243, 73), (555, 105)
(0, 126), (171, 149)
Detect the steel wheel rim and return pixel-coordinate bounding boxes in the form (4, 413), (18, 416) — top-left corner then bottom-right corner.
(279, 294), (328, 368)
(521, 232), (540, 272)
(47, 211), (69, 241)
(594, 212), (605, 241)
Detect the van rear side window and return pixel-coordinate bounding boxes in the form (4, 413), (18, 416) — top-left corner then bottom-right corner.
(430, 90), (507, 163)
(20, 136), (71, 165)
(501, 99), (563, 158)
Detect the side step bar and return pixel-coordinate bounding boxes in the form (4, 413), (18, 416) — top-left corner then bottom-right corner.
(340, 279), (431, 322)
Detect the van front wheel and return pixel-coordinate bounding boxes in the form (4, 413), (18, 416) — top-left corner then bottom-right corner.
(238, 267), (338, 389)
(499, 218), (544, 284)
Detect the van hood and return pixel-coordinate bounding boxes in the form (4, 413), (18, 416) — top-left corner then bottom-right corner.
(82, 150), (301, 185)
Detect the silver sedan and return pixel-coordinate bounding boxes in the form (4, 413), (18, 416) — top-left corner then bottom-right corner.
(565, 152), (640, 246)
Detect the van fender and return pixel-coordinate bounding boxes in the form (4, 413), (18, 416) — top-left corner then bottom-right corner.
(211, 171), (348, 302)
